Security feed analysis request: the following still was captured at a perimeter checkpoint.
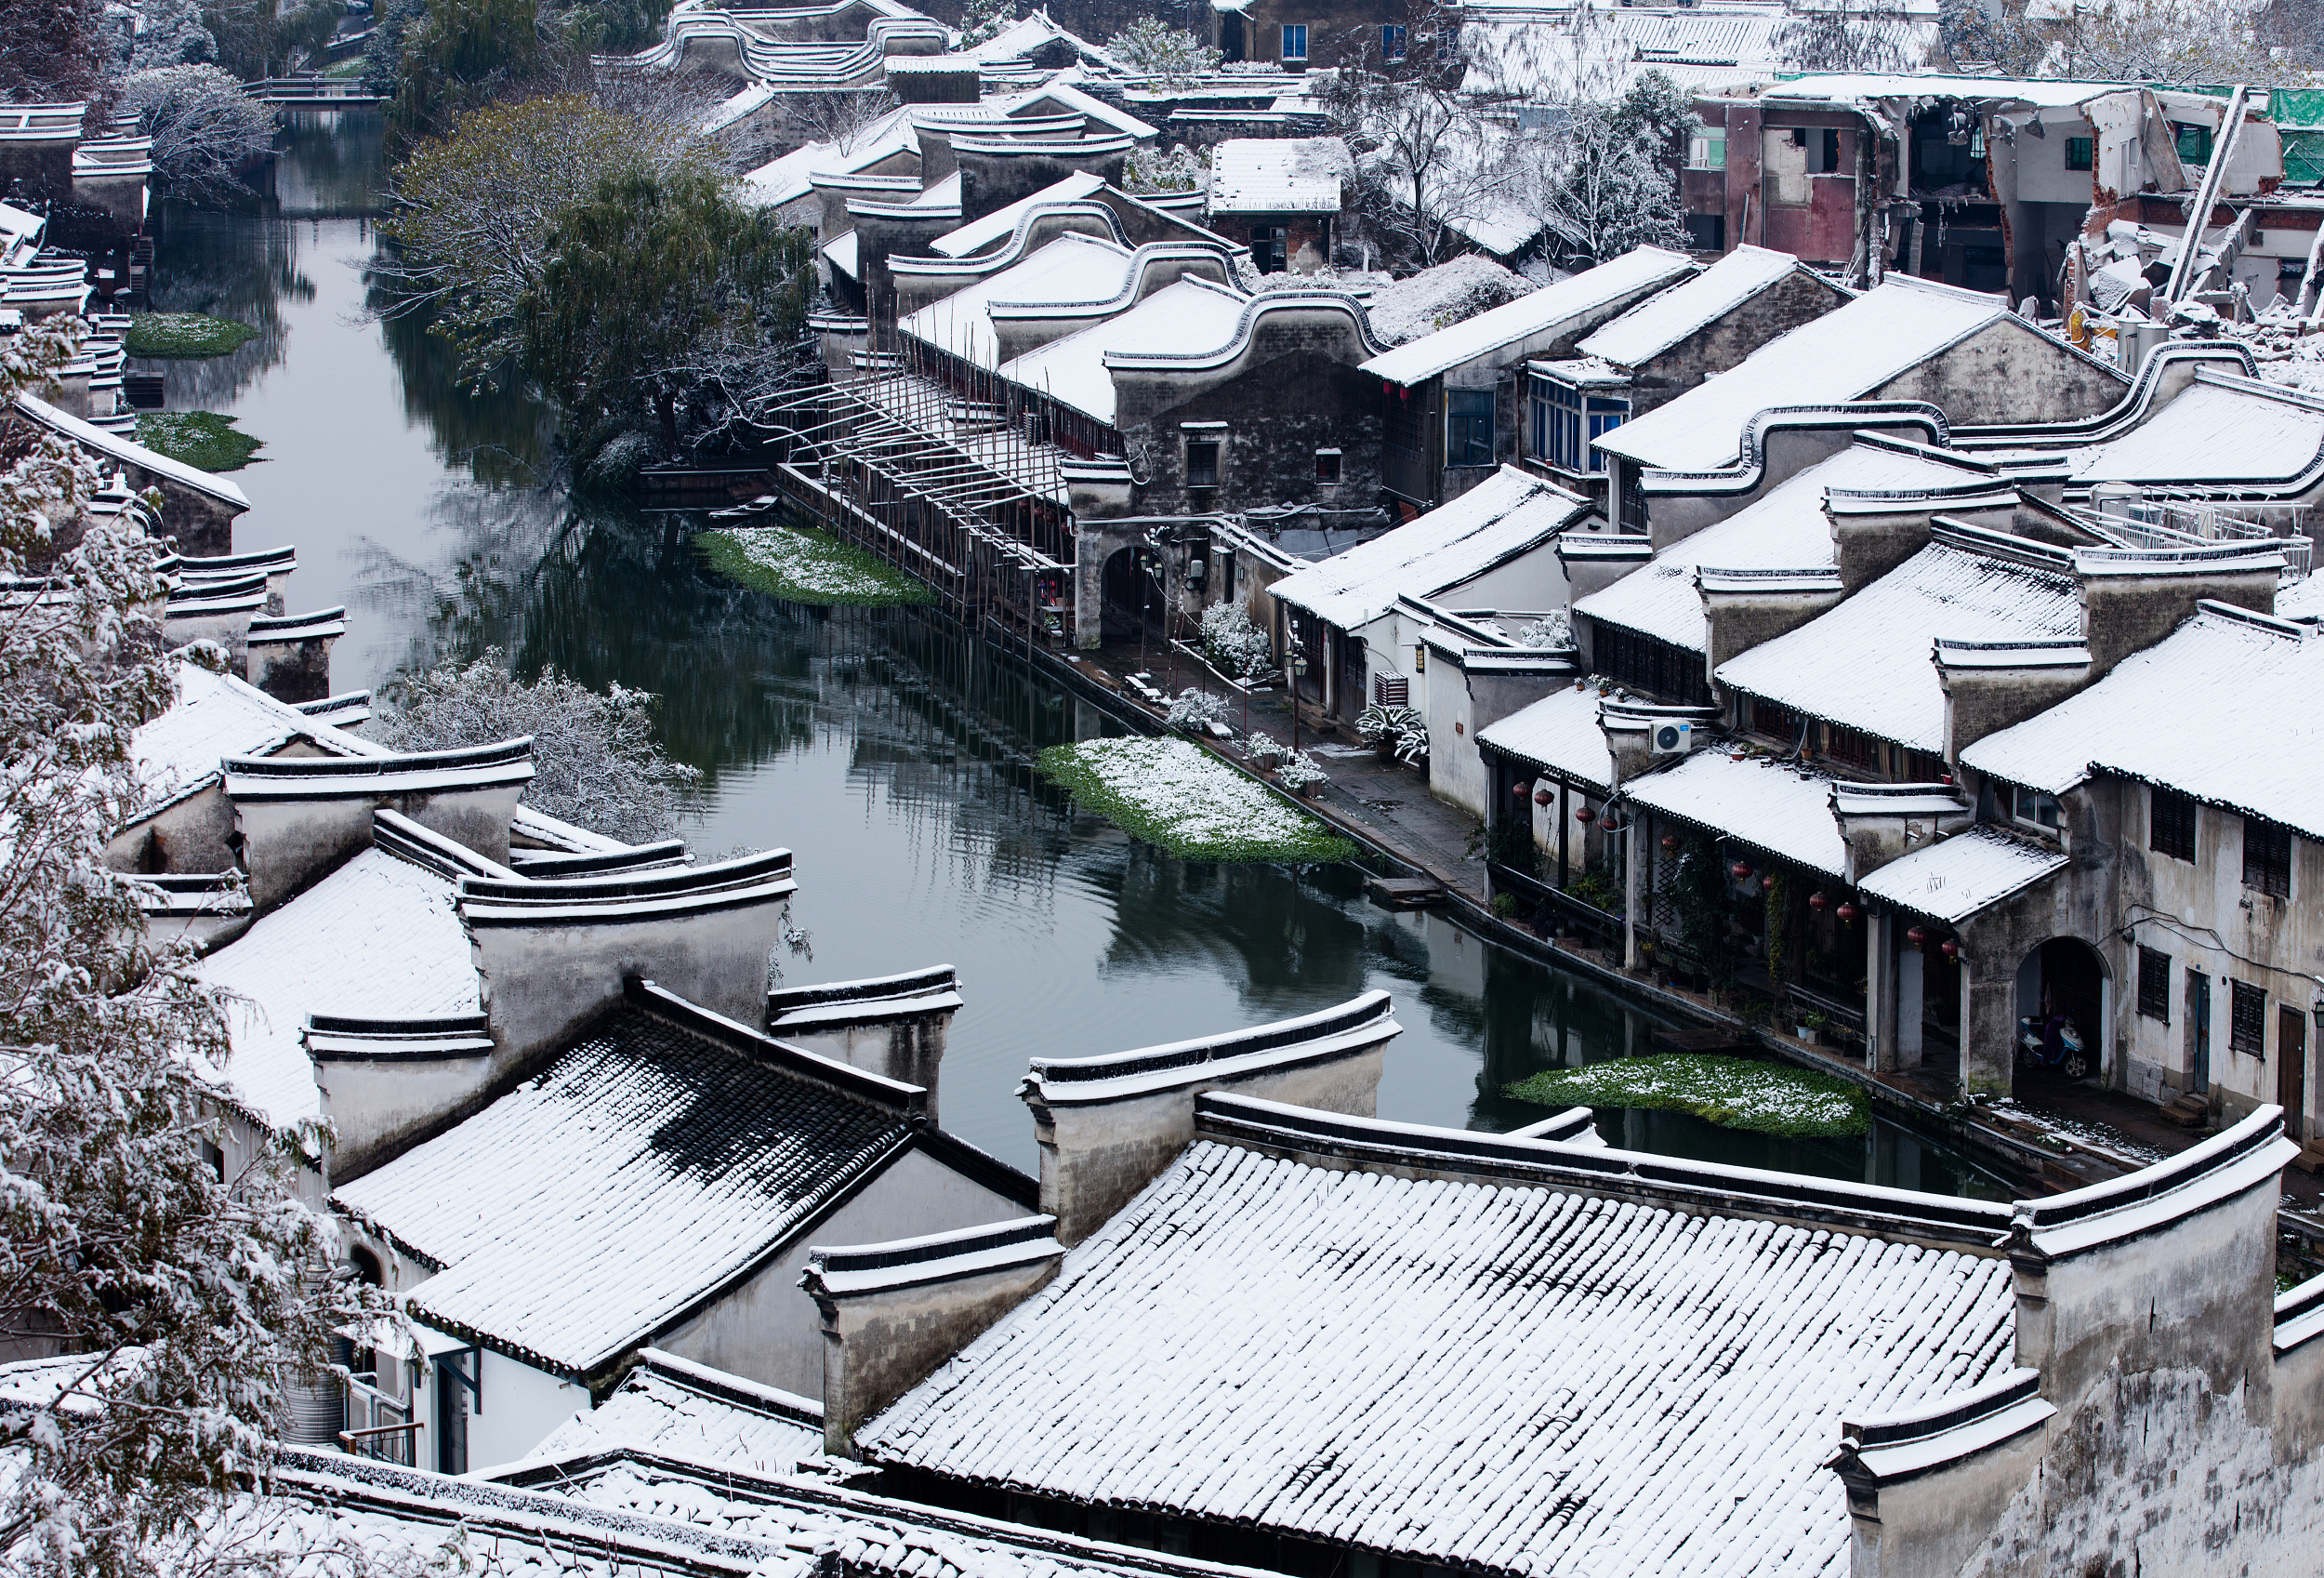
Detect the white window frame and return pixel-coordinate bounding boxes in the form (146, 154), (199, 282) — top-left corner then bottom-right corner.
(1281, 22), (1307, 60)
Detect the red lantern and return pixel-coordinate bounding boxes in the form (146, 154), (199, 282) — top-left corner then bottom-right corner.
(1534, 789), (1552, 806)
(1660, 834), (1679, 853)
(1512, 781), (1533, 797)
(1940, 938), (1961, 961)
(1599, 811), (1618, 830)
(1808, 891), (1829, 911)
(1906, 924), (1930, 948)
(1731, 861), (1752, 880)
(1577, 804), (1596, 823)
(1836, 902), (1859, 923)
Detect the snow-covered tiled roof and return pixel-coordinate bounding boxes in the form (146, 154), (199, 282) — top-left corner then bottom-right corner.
(739, 106), (919, 211)
(1364, 254), (1530, 346)
(998, 276), (1249, 424)
(2066, 375), (2324, 488)
(1962, 604), (2324, 836)
(901, 232), (1133, 369)
(1360, 246), (1695, 387)
(529, 1348), (825, 1475)
(855, 1134), (2014, 1578)
(133, 661), (378, 805)
(197, 847), (478, 1129)
(1763, 73), (2128, 110)
(1717, 538), (2083, 755)
(1206, 137), (1351, 214)
(19, 391), (251, 509)
(1270, 466), (1591, 630)
(1576, 245), (1809, 368)
(1625, 750), (1849, 876)
(1575, 443), (1978, 653)
(931, 171), (1107, 258)
(1476, 683), (1614, 790)
(1856, 827), (2067, 923)
(335, 1003), (916, 1377)
(1594, 278), (2011, 472)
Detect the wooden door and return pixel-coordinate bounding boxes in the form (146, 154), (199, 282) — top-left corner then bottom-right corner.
(2281, 1006), (2308, 1141)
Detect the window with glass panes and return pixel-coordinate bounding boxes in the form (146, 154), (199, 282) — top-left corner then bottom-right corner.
(1529, 378), (1627, 472)
(1446, 388), (1495, 468)
(1280, 22), (1306, 58)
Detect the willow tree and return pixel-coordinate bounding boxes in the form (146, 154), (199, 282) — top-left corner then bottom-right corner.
(518, 167), (814, 456)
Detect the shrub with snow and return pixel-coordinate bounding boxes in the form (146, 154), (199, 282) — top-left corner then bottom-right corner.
(1199, 601), (1274, 684)
(1357, 702), (1428, 764)
(1515, 610), (1573, 649)
(375, 649), (699, 842)
(1166, 687), (1231, 735)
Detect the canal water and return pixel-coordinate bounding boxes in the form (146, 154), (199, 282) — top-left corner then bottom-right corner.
(144, 110), (2009, 1195)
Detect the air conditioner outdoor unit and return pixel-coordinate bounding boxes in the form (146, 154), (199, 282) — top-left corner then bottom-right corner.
(1651, 721), (1697, 755)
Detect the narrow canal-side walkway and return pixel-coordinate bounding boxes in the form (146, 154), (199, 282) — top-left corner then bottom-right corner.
(1050, 635), (2324, 1231)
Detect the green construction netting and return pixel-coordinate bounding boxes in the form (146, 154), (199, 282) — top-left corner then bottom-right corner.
(2283, 129), (2324, 187)
(2274, 89), (2324, 131)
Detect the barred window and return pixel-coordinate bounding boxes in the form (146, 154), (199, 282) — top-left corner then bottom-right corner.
(1824, 723), (1882, 772)
(1750, 696), (1802, 748)
(2230, 980), (2266, 1055)
(2136, 947), (2170, 1022)
(1595, 622), (1710, 707)
(2150, 785), (2196, 863)
(2243, 816), (2291, 899)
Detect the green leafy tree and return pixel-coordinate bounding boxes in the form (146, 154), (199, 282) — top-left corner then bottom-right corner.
(381, 94), (702, 387)
(518, 166), (814, 453)
(202, 0), (343, 79)
(390, 0), (558, 142)
(954, 0), (1013, 48)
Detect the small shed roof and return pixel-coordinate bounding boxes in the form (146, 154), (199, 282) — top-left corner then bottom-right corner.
(1716, 538), (2083, 755)
(1270, 465), (1591, 630)
(1576, 245), (1808, 369)
(738, 105), (918, 210)
(1624, 750), (1850, 876)
(1856, 827), (2068, 923)
(337, 1001), (916, 1377)
(1962, 603), (2324, 836)
(856, 1134), (2014, 1578)
(1206, 137), (1352, 215)
(528, 1348), (825, 1475)
(1476, 683), (1614, 790)
(1360, 246), (1695, 388)
(133, 661), (376, 804)
(1593, 278), (2009, 473)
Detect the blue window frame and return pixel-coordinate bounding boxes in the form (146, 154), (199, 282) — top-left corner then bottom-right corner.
(1446, 388), (1495, 469)
(1380, 23), (1406, 60)
(1281, 22), (1307, 60)
(1529, 378), (1628, 472)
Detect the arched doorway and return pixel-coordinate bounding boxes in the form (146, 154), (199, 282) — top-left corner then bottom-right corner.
(2015, 936), (2106, 1082)
(1100, 545), (1163, 645)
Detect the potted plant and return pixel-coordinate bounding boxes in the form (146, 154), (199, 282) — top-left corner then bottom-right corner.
(1797, 1009), (1830, 1045)
(1247, 732), (1285, 770)
(1278, 751), (1327, 799)
(1356, 703), (1424, 766)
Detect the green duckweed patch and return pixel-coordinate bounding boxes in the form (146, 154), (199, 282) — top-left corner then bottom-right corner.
(125, 313), (258, 358)
(1037, 736), (1359, 863)
(696, 524), (936, 607)
(134, 411), (262, 472)
(1506, 1053), (1870, 1138)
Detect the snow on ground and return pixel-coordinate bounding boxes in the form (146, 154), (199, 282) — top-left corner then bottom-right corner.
(701, 525), (932, 606)
(1506, 1053), (1869, 1138)
(1037, 736), (1354, 861)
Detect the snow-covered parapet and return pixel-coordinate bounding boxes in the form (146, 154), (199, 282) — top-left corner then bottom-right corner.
(769, 965), (962, 1121)
(1020, 991), (1400, 1244)
(223, 736), (535, 910)
(803, 1214), (1063, 1452)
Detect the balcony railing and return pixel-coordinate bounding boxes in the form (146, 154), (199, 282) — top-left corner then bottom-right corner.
(2082, 497), (2314, 581)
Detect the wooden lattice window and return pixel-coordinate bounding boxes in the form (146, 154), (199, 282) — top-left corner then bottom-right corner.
(2244, 816), (2291, 899)
(2137, 947), (2170, 1023)
(2150, 785), (2197, 863)
(2230, 980), (2267, 1055)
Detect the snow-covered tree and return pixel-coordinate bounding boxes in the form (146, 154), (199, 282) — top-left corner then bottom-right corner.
(1122, 143), (1206, 194)
(1105, 19), (1221, 85)
(125, 0), (218, 69)
(1199, 601), (1274, 685)
(375, 650), (700, 842)
(1774, 0), (1921, 71)
(116, 65), (275, 205)
(1528, 71), (1698, 270)
(954, 0), (1013, 49)
(0, 319), (394, 1578)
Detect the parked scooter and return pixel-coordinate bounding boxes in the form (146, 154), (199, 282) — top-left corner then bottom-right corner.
(2017, 1014), (2092, 1081)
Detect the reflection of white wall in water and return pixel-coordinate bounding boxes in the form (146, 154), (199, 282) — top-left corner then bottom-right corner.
(1420, 910), (1487, 1001)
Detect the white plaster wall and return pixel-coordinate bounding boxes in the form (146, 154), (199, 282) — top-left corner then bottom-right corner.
(462, 1347), (588, 1472)
(1443, 547), (1568, 621)
(1426, 662), (1482, 816)
(2009, 119), (2097, 206)
(655, 1146), (1028, 1401)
